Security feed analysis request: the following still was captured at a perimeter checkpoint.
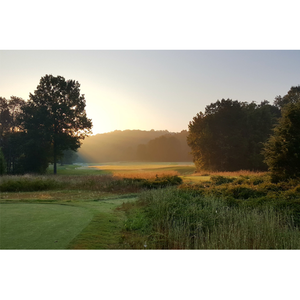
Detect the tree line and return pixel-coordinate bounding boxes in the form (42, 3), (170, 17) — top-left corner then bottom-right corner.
(77, 129), (192, 163)
(135, 131), (192, 162)
(187, 85), (300, 181)
(0, 75), (92, 175)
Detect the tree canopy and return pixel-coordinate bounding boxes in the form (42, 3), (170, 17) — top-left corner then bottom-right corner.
(187, 98), (280, 172)
(0, 75), (92, 174)
(20, 75), (92, 174)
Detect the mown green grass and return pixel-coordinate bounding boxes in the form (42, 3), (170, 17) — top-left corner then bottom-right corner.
(0, 203), (94, 249)
(46, 164), (112, 175)
(0, 194), (137, 249)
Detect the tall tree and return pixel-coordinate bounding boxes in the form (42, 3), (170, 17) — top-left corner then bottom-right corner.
(263, 86), (300, 181)
(20, 75), (92, 174)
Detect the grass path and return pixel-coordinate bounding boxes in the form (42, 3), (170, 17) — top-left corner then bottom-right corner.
(0, 195), (137, 250)
(67, 196), (137, 249)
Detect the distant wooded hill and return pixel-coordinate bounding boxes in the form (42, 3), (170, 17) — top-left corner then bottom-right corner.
(76, 129), (193, 162)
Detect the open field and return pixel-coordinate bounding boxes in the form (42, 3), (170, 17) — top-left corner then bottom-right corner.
(1, 162), (300, 249)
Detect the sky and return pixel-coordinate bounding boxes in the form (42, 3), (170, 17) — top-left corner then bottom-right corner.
(1, 50), (299, 135)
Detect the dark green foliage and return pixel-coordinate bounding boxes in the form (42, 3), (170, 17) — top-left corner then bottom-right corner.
(1, 76), (92, 175)
(210, 175), (235, 185)
(0, 97), (26, 174)
(20, 75), (92, 174)
(263, 86), (300, 182)
(102, 175), (183, 193)
(60, 150), (78, 165)
(139, 175), (183, 189)
(188, 99), (280, 172)
(274, 86), (300, 109)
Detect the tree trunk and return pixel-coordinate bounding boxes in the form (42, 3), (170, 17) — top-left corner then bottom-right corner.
(53, 133), (57, 175)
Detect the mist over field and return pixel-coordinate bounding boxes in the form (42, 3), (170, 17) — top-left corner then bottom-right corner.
(77, 129), (192, 163)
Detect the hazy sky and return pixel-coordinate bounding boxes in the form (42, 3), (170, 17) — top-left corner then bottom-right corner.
(1, 50), (299, 135)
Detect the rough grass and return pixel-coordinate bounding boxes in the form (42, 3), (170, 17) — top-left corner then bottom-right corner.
(193, 170), (267, 177)
(0, 173), (183, 194)
(121, 187), (300, 249)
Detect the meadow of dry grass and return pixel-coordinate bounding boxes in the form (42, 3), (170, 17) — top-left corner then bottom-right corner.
(113, 170), (179, 179)
(193, 170), (267, 177)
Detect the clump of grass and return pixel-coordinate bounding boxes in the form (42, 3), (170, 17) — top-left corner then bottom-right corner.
(122, 188), (300, 249)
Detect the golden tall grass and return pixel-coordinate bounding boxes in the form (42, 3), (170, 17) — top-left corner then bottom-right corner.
(113, 171), (179, 179)
(193, 170), (267, 177)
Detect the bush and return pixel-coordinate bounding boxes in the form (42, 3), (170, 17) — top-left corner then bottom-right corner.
(140, 175), (183, 189)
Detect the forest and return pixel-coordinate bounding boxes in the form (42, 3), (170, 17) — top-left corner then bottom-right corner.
(187, 85), (300, 181)
(0, 75), (92, 175)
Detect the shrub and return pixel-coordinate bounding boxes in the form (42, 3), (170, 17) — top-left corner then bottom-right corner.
(226, 185), (267, 199)
(141, 175), (183, 189)
(210, 175), (235, 185)
(0, 177), (62, 192)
